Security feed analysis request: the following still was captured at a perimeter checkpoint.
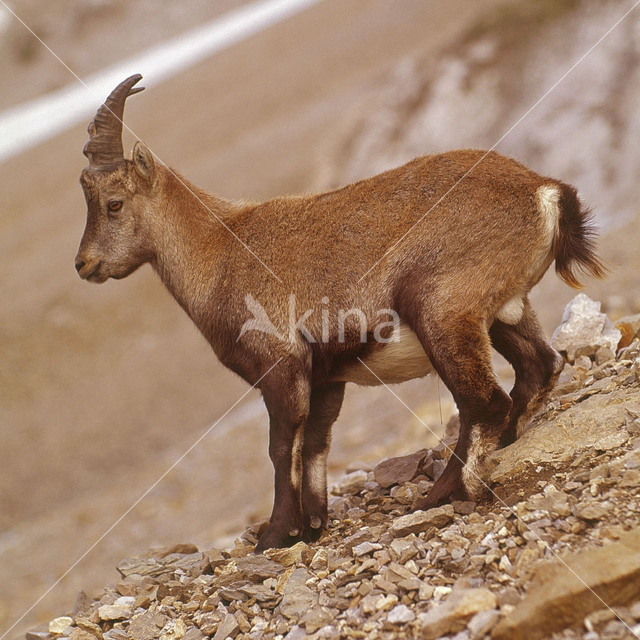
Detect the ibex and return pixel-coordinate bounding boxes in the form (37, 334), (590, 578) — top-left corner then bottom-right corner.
(76, 75), (604, 551)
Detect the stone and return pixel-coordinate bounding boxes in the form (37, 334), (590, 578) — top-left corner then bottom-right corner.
(98, 596), (135, 621)
(417, 588), (497, 640)
(352, 541), (383, 556)
(625, 468), (640, 487)
(452, 500), (476, 515)
(134, 583), (159, 609)
(69, 629), (97, 640)
(265, 541), (312, 566)
(373, 451), (426, 488)
(331, 469), (368, 496)
(301, 606), (335, 633)
(387, 604), (415, 624)
(574, 502), (609, 521)
(279, 568), (318, 619)
(283, 626), (306, 640)
(431, 459), (447, 481)
(212, 614), (239, 640)
(594, 429), (629, 452)
(489, 394), (630, 485)
(492, 529), (640, 640)
(128, 611), (168, 640)
(594, 346), (615, 365)
(74, 617), (103, 638)
(529, 486), (571, 517)
(103, 630), (129, 640)
(389, 536), (418, 563)
(117, 557), (167, 578)
(310, 548), (328, 570)
(391, 505), (454, 537)
(467, 608), (501, 639)
(49, 617), (74, 634)
(574, 355), (592, 370)
(163, 551), (209, 576)
(205, 547), (227, 569)
(235, 555), (283, 579)
(616, 314), (640, 349)
(160, 619), (187, 640)
(551, 294), (621, 363)
(361, 593), (397, 614)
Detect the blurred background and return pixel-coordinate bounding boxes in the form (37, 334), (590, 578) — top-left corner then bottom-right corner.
(1, 0), (639, 636)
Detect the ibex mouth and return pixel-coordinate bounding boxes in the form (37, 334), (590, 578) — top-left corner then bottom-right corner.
(76, 259), (105, 282)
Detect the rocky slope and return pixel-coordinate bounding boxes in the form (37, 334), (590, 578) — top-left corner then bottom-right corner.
(30, 301), (640, 640)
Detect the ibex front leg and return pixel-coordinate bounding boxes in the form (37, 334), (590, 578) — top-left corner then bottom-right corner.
(256, 370), (311, 552)
(301, 383), (345, 541)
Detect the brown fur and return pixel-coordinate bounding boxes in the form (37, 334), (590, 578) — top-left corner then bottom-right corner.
(76, 79), (605, 551)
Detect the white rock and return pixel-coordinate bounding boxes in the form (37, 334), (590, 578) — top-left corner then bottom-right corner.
(48, 616), (73, 634)
(387, 604), (416, 624)
(434, 585), (453, 601)
(98, 596), (135, 621)
(160, 619), (187, 640)
(551, 294), (621, 362)
(352, 541), (383, 556)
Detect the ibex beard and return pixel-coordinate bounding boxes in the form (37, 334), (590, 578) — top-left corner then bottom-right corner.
(75, 75), (605, 552)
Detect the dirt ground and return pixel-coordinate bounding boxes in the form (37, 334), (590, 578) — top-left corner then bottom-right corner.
(1, 1), (638, 637)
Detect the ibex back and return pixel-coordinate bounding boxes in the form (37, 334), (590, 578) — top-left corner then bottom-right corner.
(75, 75), (605, 551)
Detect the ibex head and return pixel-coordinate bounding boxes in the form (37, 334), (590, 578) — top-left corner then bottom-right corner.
(75, 74), (157, 282)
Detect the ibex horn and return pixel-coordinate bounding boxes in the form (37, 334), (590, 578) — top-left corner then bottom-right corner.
(83, 74), (145, 168)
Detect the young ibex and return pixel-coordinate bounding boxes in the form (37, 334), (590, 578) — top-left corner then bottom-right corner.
(76, 75), (604, 551)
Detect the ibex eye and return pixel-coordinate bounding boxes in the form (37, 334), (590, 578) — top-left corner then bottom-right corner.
(107, 200), (123, 213)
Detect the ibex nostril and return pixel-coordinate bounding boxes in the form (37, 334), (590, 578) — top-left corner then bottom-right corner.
(75, 259), (85, 273)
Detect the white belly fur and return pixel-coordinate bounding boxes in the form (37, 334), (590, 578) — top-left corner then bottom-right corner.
(331, 322), (433, 386)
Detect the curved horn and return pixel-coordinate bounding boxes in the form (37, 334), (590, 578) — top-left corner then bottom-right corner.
(83, 74), (144, 168)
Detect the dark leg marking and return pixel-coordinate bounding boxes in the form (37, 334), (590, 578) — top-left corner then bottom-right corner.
(255, 364), (310, 552)
(490, 300), (563, 446)
(301, 382), (345, 542)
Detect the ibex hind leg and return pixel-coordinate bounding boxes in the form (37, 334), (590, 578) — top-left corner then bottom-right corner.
(490, 300), (563, 446)
(411, 313), (512, 508)
(301, 383), (345, 542)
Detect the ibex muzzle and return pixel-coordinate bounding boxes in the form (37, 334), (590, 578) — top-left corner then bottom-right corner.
(76, 75), (605, 552)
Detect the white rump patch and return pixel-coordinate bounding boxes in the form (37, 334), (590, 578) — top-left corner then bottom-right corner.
(496, 296), (524, 325)
(536, 184), (561, 245)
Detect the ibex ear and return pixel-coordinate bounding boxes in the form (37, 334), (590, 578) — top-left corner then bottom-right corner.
(132, 141), (155, 182)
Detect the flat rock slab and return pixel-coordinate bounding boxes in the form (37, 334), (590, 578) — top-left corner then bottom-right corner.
(391, 504), (454, 537)
(373, 450), (427, 488)
(492, 529), (640, 640)
(279, 568), (318, 620)
(418, 588), (497, 640)
(488, 392), (631, 485)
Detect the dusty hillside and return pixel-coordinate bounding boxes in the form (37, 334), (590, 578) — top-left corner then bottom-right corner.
(29, 309), (640, 639)
(2, 0), (640, 638)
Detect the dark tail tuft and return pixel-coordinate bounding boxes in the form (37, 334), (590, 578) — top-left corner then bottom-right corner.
(554, 183), (607, 289)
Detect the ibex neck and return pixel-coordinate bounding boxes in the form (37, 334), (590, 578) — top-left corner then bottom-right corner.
(150, 168), (240, 329)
